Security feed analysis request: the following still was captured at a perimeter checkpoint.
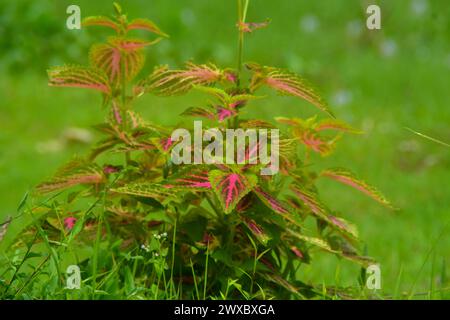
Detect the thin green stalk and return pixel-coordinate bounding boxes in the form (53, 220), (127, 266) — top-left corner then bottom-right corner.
(190, 259), (200, 300)
(169, 218), (177, 298)
(235, 0), (249, 129)
(236, 0), (249, 87)
(203, 243), (210, 300)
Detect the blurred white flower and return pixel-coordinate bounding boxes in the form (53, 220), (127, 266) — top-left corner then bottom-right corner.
(378, 121), (395, 134)
(380, 39), (398, 58)
(36, 139), (63, 154)
(411, 0), (428, 16)
(299, 15), (319, 33)
(398, 140), (420, 152)
(361, 118), (375, 132)
(62, 127), (92, 144)
(331, 89), (353, 107)
(180, 8), (196, 26)
(424, 155), (438, 167)
(346, 20), (363, 38)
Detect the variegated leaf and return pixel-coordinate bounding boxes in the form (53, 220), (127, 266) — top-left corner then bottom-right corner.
(287, 228), (335, 253)
(208, 170), (257, 214)
(164, 167), (212, 190)
(0, 216), (11, 243)
(253, 187), (289, 214)
(321, 168), (394, 209)
(180, 107), (216, 120)
(243, 218), (271, 245)
(315, 119), (362, 134)
(138, 63), (223, 96)
(82, 16), (121, 32)
(294, 129), (338, 156)
(111, 182), (175, 203)
(126, 18), (168, 37)
(329, 215), (359, 238)
(37, 159), (105, 193)
(247, 63), (333, 117)
(48, 65), (111, 94)
(89, 38), (154, 85)
(290, 185), (330, 221)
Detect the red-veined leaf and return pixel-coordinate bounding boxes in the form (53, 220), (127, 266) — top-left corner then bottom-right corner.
(247, 63), (333, 117)
(216, 107), (237, 122)
(89, 38), (155, 84)
(329, 215), (359, 238)
(253, 187), (289, 215)
(126, 18), (168, 37)
(243, 218), (271, 245)
(111, 182), (176, 204)
(164, 167), (212, 190)
(290, 246), (304, 259)
(138, 63), (223, 96)
(37, 159), (105, 193)
(208, 170), (257, 214)
(295, 129), (338, 156)
(290, 185), (330, 221)
(315, 119), (362, 134)
(240, 119), (275, 129)
(286, 229), (335, 253)
(180, 107), (216, 120)
(82, 16), (120, 32)
(48, 65), (111, 94)
(321, 168), (394, 209)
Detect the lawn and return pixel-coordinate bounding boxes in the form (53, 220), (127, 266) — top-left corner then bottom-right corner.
(0, 0), (449, 298)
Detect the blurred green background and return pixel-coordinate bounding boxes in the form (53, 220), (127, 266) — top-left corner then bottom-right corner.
(0, 0), (449, 297)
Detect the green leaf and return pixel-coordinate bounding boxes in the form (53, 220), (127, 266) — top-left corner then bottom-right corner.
(144, 210), (173, 223)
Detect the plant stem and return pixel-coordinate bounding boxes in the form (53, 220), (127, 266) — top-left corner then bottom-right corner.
(236, 0), (249, 89)
(120, 49), (132, 165)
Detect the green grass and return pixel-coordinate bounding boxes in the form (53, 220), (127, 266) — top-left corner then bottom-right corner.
(1, 0), (449, 299)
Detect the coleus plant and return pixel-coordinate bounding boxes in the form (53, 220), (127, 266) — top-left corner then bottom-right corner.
(11, 2), (394, 299)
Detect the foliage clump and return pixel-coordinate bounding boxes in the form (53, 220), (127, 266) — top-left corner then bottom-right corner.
(2, 2), (393, 299)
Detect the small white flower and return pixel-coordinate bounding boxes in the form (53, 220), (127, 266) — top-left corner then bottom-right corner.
(299, 15), (319, 33)
(380, 39), (398, 58)
(346, 20), (363, 38)
(331, 90), (353, 107)
(411, 0), (428, 16)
